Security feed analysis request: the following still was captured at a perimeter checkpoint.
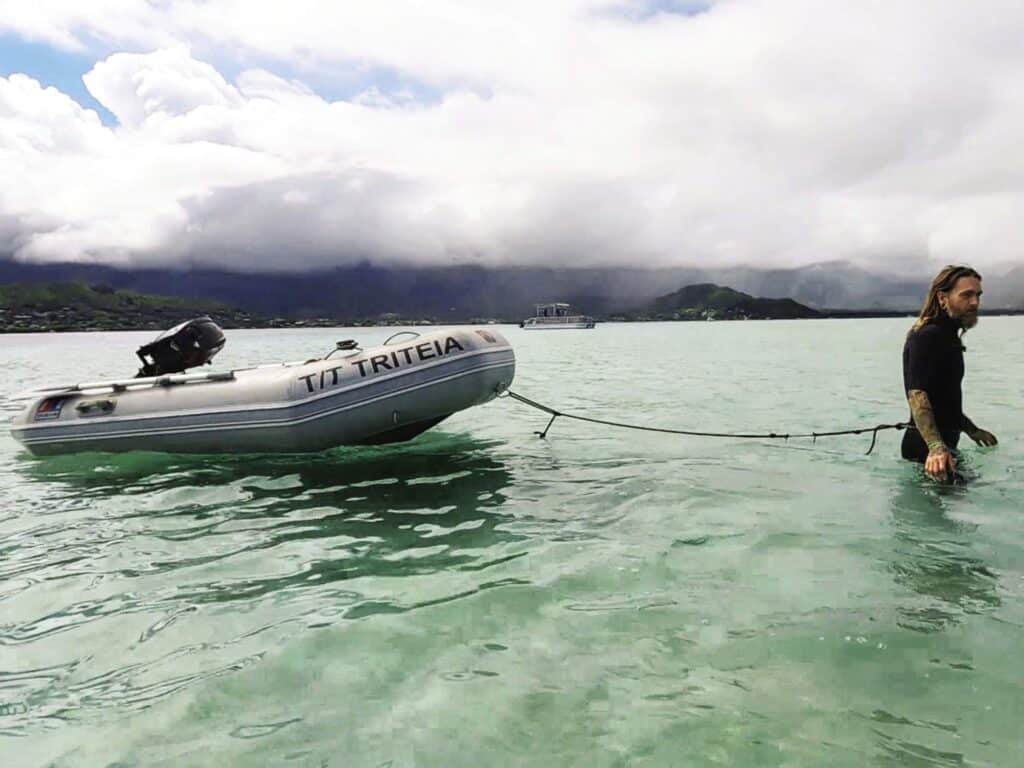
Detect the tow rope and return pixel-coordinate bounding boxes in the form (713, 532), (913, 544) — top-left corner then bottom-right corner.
(500, 390), (910, 455)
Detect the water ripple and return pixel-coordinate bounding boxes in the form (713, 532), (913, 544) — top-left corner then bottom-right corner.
(2, 323), (1024, 764)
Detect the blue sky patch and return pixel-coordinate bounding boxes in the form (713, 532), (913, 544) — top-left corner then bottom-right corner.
(0, 34), (117, 124)
(0, 32), (445, 126)
(209, 47), (446, 107)
(601, 0), (713, 22)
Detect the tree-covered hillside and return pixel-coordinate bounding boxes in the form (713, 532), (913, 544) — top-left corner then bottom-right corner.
(0, 282), (259, 332)
(642, 283), (821, 320)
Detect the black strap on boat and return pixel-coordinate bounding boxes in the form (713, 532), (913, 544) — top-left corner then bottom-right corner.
(500, 390), (909, 455)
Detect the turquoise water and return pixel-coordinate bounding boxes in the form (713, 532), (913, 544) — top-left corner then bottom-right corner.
(1, 319), (1022, 767)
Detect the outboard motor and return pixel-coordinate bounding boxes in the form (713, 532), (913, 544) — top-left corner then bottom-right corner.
(136, 316), (226, 377)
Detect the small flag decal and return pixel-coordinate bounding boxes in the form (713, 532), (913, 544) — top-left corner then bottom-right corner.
(34, 398), (66, 421)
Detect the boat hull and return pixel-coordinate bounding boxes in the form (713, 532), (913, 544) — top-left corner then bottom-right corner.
(521, 321), (596, 330)
(10, 328), (515, 456)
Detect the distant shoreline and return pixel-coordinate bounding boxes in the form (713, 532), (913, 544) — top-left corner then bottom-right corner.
(4, 309), (1024, 333)
(4, 280), (1022, 333)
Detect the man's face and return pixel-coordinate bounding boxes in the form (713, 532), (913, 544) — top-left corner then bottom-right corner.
(942, 276), (982, 328)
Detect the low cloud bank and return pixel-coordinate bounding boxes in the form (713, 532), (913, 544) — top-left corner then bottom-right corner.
(2, 2), (1023, 274)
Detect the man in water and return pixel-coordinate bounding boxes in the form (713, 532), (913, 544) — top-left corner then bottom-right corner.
(902, 265), (998, 480)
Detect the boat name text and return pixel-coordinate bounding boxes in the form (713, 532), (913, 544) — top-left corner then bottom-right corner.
(299, 336), (466, 392)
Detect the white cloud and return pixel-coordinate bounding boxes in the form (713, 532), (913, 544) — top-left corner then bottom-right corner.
(1, 0), (1023, 272)
(82, 47), (243, 129)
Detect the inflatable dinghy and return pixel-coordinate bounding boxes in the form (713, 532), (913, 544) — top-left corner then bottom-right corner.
(10, 318), (515, 456)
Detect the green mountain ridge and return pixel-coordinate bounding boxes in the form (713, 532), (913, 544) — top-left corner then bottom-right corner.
(642, 282), (821, 320)
(1, 281), (215, 311)
(0, 281), (260, 332)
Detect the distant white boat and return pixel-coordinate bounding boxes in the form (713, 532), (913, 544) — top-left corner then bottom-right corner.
(520, 303), (596, 330)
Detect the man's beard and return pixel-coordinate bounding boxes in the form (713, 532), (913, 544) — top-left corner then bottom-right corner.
(960, 311), (979, 329)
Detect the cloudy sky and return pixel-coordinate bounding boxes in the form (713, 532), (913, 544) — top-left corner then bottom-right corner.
(1, 0), (1022, 274)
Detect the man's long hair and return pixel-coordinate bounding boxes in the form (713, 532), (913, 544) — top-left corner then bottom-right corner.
(909, 264), (982, 337)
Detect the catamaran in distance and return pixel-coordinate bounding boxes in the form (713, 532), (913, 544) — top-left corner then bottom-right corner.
(520, 303), (596, 330)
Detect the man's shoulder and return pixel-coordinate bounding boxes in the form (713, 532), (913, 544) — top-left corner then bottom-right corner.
(904, 323), (945, 352)
(907, 322), (947, 340)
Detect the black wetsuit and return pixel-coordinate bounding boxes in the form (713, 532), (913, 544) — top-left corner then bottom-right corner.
(901, 313), (964, 462)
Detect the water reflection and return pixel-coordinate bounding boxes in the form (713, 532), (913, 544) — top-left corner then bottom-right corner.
(13, 432), (523, 604)
(860, 467), (1002, 766)
(886, 467), (1000, 634)
(874, 729), (967, 768)
(2, 433), (525, 734)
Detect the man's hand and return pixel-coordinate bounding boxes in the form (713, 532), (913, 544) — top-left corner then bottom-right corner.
(925, 446), (957, 481)
(967, 428), (998, 447)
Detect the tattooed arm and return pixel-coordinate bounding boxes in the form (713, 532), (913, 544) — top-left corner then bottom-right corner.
(907, 390), (944, 451)
(907, 389), (957, 479)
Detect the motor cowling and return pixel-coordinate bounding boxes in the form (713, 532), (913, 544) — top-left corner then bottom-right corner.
(136, 316), (226, 377)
